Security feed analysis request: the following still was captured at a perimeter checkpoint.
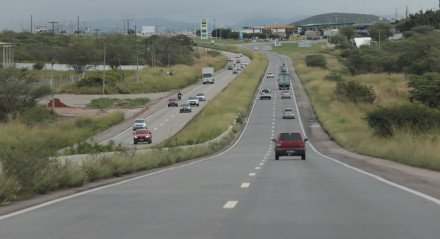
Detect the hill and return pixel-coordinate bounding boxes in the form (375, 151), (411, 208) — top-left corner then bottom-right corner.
(291, 13), (382, 25)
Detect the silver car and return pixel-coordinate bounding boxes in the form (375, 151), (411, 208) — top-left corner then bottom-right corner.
(282, 108), (295, 119)
(132, 118), (147, 130)
(281, 91), (291, 99)
(196, 93), (206, 101)
(259, 89), (272, 100)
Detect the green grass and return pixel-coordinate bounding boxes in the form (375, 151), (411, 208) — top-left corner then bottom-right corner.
(87, 98), (149, 109)
(159, 48), (268, 146)
(275, 43), (440, 171)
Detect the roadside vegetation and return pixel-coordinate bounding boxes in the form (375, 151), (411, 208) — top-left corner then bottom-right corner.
(274, 13), (440, 171)
(86, 98), (149, 109)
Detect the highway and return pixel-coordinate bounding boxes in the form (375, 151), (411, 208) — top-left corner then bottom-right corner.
(0, 49), (439, 239)
(99, 51), (250, 147)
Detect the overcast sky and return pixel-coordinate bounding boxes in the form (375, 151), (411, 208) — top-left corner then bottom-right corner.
(1, 0), (438, 30)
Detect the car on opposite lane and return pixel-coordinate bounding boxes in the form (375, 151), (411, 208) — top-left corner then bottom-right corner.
(266, 72), (274, 78)
(180, 103), (192, 113)
(132, 119), (147, 130)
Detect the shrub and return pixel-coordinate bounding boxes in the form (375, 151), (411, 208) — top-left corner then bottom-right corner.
(32, 62), (45, 70)
(19, 106), (57, 125)
(207, 50), (221, 57)
(334, 80), (376, 103)
(365, 103), (440, 137)
(305, 54), (327, 68)
(408, 73), (440, 109)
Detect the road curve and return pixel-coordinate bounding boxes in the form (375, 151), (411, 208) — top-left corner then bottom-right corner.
(0, 49), (439, 239)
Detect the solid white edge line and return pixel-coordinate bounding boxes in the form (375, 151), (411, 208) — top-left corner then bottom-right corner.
(0, 53), (258, 221)
(284, 55), (440, 206)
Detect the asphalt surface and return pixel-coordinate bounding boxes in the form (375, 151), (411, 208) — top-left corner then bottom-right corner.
(100, 52), (249, 147)
(0, 49), (439, 239)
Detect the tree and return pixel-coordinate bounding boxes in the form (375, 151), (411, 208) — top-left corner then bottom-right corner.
(305, 54), (327, 68)
(408, 73), (440, 109)
(369, 22), (393, 42)
(61, 41), (98, 73)
(339, 26), (356, 40)
(0, 69), (51, 121)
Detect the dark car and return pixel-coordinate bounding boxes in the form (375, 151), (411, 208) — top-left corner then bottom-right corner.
(167, 98), (178, 107)
(133, 129), (152, 144)
(180, 103), (192, 113)
(272, 132), (308, 160)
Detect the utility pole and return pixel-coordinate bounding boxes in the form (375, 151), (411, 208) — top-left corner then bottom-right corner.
(30, 15), (33, 33)
(136, 40), (140, 81)
(48, 21), (58, 110)
(213, 19), (216, 38)
(94, 29), (101, 47)
(77, 16), (80, 36)
(405, 6), (409, 18)
(102, 43), (106, 94)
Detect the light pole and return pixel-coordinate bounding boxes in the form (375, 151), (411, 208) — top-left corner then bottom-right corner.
(102, 42), (106, 94)
(48, 21), (58, 110)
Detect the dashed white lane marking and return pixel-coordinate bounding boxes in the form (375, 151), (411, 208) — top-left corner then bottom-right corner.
(249, 173), (256, 176)
(223, 201), (238, 209)
(259, 163), (264, 166)
(255, 167), (261, 170)
(263, 156), (267, 160)
(160, 123), (164, 126)
(241, 183), (250, 188)
(171, 114), (174, 118)
(153, 128), (158, 131)
(166, 119), (169, 122)
(261, 160), (266, 162)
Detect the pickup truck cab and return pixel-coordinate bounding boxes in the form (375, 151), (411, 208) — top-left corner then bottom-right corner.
(273, 132), (308, 160)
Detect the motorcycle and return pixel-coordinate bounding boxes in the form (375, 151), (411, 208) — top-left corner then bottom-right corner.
(177, 93), (182, 101)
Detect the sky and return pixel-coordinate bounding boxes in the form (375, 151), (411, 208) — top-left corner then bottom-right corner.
(0, 0), (438, 31)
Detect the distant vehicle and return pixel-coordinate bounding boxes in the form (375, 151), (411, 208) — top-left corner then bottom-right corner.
(243, 62), (248, 66)
(202, 67), (215, 84)
(253, 47), (259, 51)
(282, 108), (295, 119)
(228, 57), (233, 62)
(227, 65), (233, 70)
(259, 89), (272, 100)
(188, 96), (200, 106)
(180, 103), (192, 113)
(133, 129), (152, 144)
(266, 72), (274, 78)
(167, 98), (178, 107)
(278, 73), (291, 90)
(235, 54), (240, 58)
(233, 68), (239, 74)
(196, 93), (206, 101)
(272, 132), (308, 160)
(239, 53), (243, 57)
(132, 119), (147, 130)
(281, 91), (291, 99)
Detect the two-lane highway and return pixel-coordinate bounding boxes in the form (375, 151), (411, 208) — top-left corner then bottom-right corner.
(0, 48), (439, 239)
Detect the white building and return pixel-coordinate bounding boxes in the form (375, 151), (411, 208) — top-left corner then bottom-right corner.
(141, 26), (156, 36)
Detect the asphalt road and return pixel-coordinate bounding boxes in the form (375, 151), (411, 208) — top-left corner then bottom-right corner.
(0, 49), (439, 239)
(100, 51), (249, 147)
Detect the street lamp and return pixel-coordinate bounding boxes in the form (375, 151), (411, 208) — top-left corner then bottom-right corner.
(48, 21), (58, 110)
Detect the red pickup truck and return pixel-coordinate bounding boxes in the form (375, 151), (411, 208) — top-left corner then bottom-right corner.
(273, 132), (308, 160)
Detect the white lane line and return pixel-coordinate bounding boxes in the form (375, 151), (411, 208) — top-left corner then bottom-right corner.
(249, 173), (256, 176)
(153, 128), (158, 131)
(223, 201), (238, 209)
(241, 183), (250, 188)
(171, 114), (174, 118)
(255, 167), (261, 170)
(160, 123), (164, 126)
(166, 119), (169, 122)
(261, 160), (266, 162)
(259, 163), (264, 166)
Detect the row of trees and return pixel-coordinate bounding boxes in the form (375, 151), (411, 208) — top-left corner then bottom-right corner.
(0, 31), (196, 73)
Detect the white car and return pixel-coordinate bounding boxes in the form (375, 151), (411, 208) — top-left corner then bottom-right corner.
(132, 118), (147, 130)
(282, 108), (295, 119)
(259, 89), (272, 100)
(188, 96), (200, 106)
(266, 72), (274, 78)
(196, 93), (206, 101)
(281, 91), (291, 99)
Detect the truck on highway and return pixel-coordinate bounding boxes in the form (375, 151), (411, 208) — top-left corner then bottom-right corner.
(202, 67), (215, 84)
(278, 73), (291, 90)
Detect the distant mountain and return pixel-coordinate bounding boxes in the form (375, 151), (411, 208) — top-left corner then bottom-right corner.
(230, 16), (307, 30)
(86, 17), (197, 33)
(291, 13), (382, 25)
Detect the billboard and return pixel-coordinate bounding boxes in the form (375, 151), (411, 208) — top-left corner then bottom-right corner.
(200, 18), (208, 39)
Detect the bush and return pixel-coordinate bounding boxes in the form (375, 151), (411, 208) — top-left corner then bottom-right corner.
(334, 80), (376, 103)
(33, 62), (45, 70)
(19, 106), (57, 125)
(408, 73), (440, 109)
(365, 103), (440, 137)
(207, 50), (221, 57)
(305, 54), (327, 68)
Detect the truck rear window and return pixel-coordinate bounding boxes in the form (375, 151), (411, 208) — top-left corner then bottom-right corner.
(202, 74), (213, 77)
(279, 133), (302, 140)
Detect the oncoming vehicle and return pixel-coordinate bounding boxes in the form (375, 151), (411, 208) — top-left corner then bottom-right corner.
(133, 129), (152, 144)
(272, 132), (308, 160)
(196, 93), (206, 101)
(259, 89), (272, 100)
(180, 103), (192, 113)
(167, 98), (179, 107)
(266, 72), (274, 78)
(132, 119), (147, 130)
(188, 96), (200, 106)
(282, 108), (295, 119)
